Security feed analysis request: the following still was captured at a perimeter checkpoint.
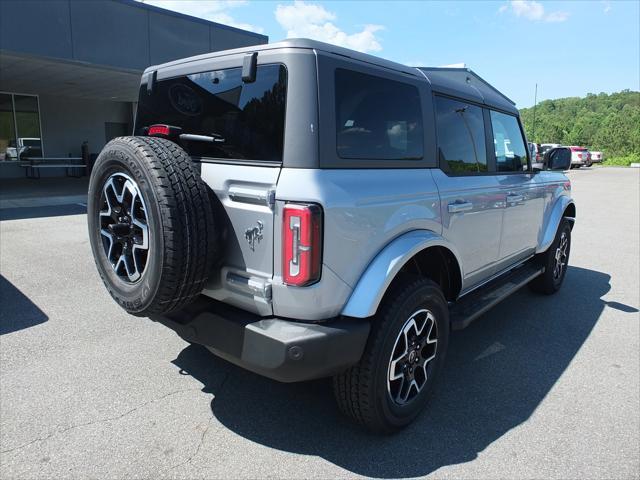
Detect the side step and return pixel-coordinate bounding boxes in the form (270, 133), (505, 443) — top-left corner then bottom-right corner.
(449, 263), (544, 330)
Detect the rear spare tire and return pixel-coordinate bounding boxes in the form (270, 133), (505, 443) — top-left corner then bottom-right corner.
(88, 136), (218, 316)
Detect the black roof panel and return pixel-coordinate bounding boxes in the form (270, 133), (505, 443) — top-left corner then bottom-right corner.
(418, 67), (518, 114)
(146, 38), (518, 114)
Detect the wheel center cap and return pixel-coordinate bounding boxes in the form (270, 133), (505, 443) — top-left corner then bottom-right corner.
(408, 350), (417, 363)
(110, 223), (132, 237)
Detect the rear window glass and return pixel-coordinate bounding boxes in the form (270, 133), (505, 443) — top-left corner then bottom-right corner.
(435, 96), (487, 174)
(335, 69), (423, 160)
(135, 64), (287, 162)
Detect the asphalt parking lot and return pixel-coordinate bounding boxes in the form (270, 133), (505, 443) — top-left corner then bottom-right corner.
(1, 167), (638, 479)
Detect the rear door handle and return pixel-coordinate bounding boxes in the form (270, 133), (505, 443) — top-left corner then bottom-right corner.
(448, 201), (473, 213)
(506, 194), (524, 203)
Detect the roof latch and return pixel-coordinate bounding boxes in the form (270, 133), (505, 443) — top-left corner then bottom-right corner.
(146, 70), (157, 94)
(242, 52), (257, 83)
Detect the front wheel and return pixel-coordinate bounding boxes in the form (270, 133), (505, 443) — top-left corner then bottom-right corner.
(333, 278), (449, 433)
(529, 218), (572, 294)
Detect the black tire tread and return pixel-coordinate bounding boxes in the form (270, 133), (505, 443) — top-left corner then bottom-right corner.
(528, 218), (571, 295)
(92, 136), (216, 315)
(333, 277), (446, 432)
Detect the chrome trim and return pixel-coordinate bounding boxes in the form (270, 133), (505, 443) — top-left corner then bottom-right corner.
(229, 185), (275, 207)
(226, 272), (272, 300)
(448, 201), (473, 213)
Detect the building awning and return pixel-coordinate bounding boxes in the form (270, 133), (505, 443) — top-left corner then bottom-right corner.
(0, 52), (141, 102)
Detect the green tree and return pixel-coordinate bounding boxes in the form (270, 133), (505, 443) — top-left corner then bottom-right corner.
(520, 90), (640, 158)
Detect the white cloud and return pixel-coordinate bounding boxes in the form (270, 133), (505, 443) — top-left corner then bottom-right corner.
(138, 0), (264, 33)
(602, 1), (612, 14)
(274, 1), (383, 53)
(498, 0), (570, 23)
(403, 60), (430, 67)
(512, 0), (545, 20)
(544, 10), (570, 22)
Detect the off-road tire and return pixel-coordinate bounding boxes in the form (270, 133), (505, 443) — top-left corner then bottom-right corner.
(88, 136), (218, 316)
(528, 218), (572, 295)
(333, 277), (449, 433)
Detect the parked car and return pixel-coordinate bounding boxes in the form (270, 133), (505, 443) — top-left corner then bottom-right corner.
(569, 146), (590, 168)
(87, 39), (576, 433)
(540, 143), (562, 158)
(528, 142), (541, 163)
(589, 151), (604, 164)
(4, 137), (41, 161)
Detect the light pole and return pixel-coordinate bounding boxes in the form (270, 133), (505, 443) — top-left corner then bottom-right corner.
(532, 83), (538, 142)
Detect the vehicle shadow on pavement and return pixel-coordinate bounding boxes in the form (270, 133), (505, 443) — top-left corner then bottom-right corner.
(0, 204), (86, 221)
(171, 266), (629, 478)
(0, 275), (48, 335)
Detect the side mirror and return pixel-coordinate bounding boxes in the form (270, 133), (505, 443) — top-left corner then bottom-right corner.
(544, 147), (571, 171)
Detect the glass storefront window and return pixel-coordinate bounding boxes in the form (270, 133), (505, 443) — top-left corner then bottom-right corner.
(0, 93), (43, 162)
(0, 94), (17, 161)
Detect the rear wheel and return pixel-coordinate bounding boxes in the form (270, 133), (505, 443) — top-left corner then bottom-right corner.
(88, 136), (218, 316)
(333, 277), (449, 433)
(529, 218), (571, 294)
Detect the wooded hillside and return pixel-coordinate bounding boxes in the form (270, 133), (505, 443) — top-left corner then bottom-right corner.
(519, 90), (640, 159)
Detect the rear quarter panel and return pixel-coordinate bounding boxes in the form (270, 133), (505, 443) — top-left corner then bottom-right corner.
(272, 168), (442, 320)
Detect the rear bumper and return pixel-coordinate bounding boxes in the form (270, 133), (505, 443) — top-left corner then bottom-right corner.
(151, 296), (370, 383)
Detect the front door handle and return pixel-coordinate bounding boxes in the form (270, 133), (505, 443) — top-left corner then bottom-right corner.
(506, 194), (524, 203)
(448, 201), (473, 213)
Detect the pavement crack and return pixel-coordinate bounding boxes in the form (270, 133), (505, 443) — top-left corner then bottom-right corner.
(164, 372), (229, 473)
(1, 387), (198, 455)
(167, 414), (214, 472)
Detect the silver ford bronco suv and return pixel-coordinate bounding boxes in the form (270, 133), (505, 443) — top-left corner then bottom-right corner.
(88, 39), (575, 433)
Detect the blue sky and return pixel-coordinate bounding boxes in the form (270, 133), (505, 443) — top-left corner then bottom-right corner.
(141, 0), (640, 108)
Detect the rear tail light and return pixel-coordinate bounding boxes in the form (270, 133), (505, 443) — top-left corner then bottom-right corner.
(147, 124), (182, 137)
(282, 203), (322, 286)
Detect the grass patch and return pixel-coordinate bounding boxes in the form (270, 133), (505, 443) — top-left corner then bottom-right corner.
(602, 153), (640, 167)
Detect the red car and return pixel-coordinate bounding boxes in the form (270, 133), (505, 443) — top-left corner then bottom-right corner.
(568, 146), (591, 168)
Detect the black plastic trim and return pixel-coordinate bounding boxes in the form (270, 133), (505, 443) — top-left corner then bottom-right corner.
(150, 295), (370, 383)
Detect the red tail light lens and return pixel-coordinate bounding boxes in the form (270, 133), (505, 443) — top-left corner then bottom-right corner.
(147, 124), (182, 137)
(148, 124), (171, 136)
(282, 203), (322, 286)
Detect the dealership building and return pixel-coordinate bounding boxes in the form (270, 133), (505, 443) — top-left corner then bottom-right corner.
(0, 0), (267, 180)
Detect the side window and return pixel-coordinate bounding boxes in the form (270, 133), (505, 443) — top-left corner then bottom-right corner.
(335, 69), (423, 160)
(435, 96), (487, 174)
(489, 111), (528, 172)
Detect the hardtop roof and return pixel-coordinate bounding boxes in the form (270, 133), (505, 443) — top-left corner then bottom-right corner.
(146, 38), (518, 114)
(418, 67), (517, 113)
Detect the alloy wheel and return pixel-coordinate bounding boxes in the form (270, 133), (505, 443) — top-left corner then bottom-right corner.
(553, 231), (569, 281)
(387, 309), (438, 406)
(99, 172), (149, 283)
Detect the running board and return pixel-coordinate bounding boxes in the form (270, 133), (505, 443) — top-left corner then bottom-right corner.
(450, 263), (544, 330)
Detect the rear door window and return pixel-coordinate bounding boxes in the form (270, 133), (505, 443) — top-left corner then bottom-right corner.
(135, 64), (287, 162)
(334, 69), (423, 160)
(489, 110), (528, 172)
(435, 96), (487, 174)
